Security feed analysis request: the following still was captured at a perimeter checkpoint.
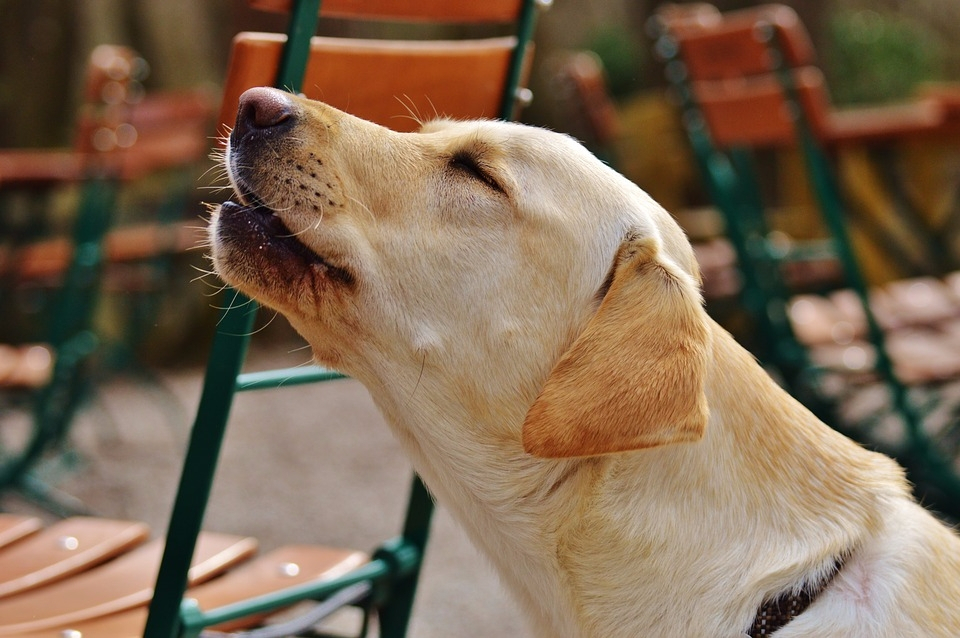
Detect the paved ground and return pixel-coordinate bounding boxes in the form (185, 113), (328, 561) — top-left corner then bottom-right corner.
(3, 331), (529, 637)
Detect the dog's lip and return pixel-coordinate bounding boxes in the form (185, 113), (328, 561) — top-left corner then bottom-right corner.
(219, 199), (355, 286)
(221, 199), (289, 235)
(230, 176), (261, 209)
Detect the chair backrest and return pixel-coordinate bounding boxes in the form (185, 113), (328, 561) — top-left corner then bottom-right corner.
(652, 3), (957, 505)
(218, 1), (538, 132)
(145, 2), (542, 636)
(45, 46), (214, 347)
(650, 3), (844, 410)
(74, 45), (215, 181)
(219, 34), (530, 132)
(248, 0), (524, 20)
(658, 4), (831, 149)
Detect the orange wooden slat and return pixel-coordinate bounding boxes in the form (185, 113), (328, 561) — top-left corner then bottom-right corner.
(0, 518), (149, 600)
(0, 516), (43, 551)
(0, 150), (85, 187)
(219, 33), (519, 133)
(0, 533), (257, 635)
(691, 68), (830, 148)
(248, 0), (524, 23)
(669, 4), (815, 80)
(13, 545), (367, 638)
(0, 344), (54, 389)
(2, 220), (201, 281)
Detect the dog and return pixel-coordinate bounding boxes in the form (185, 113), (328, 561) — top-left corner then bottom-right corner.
(210, 86), (960, 637)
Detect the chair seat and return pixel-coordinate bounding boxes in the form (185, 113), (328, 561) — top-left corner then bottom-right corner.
(0, 344), (54, 389)
(1, 221), (200, 283)
(0, 517), (150, 599)
(789, 273), (960, 383)
(805, 325), (960, 385)
(11, 545), (368, 638)
(0, 532), (257, 635)
(0, 149), (85, 187)
(0, 515), (43, 549)
(823, 98), (947, 145)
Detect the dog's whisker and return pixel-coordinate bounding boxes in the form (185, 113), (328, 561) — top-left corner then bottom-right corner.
(195, 276), (230, 295)
(213, 293), (257, 323)
(239, 310), (281, 337)
(400, 350), (428, 410)
(191, 269), (229, 293)
(281, 220), (321, 239)
(287, 341), (313, 354)
(201, 283), (231, 297)
(199, 163), (229, 181)
(425, 95), (440, 123)
(345, 194), (375, 225)
(392, 95), (425, 128)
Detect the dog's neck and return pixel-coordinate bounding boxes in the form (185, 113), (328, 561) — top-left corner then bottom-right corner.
(359, 321), (906, 636)
(703, 327), (900, 525)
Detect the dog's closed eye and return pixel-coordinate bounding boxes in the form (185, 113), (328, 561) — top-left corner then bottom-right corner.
(449, 150), (504, 194)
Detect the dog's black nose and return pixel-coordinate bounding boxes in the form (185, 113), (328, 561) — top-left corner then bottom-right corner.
(233, 87), (295, 142)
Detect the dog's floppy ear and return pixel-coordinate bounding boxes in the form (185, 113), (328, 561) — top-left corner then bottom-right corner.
(522, 233), (711, 458)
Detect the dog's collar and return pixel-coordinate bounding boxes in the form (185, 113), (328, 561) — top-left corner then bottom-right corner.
(748, 557), (844, 637)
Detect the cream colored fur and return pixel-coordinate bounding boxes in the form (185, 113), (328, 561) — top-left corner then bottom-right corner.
(211, 87), (960, 637)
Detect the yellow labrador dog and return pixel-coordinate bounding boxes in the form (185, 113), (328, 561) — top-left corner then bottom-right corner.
(210, 87), (960, 637)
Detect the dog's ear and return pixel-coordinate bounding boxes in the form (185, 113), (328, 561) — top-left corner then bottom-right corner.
(522, 233), (711, 458)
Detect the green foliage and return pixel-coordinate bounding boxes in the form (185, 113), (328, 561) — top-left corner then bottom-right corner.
(824, 8), (945, 105)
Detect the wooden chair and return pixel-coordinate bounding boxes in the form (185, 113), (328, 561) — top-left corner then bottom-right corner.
(0, 45), (215, 508)
(0, 513), (263, 636)
(137, 1), (544, 637)
(651, 3), (960, 516)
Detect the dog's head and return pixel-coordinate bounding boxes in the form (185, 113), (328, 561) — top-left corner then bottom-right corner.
(211, 87), (710, 458)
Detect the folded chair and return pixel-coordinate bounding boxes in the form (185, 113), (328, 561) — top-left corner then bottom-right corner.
(138, 1), (544, 637)
(651, 4), (960, 516)
(0, 45), (214, 510)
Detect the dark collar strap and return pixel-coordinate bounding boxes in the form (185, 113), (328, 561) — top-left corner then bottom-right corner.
(748, 557), (844, 637)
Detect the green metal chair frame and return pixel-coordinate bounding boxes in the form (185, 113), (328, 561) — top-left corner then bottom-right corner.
(144, 1), (543, 636)
(0, 46), (205, 511)
(0, 176), (109, 509)
(651, 5), (960, 516)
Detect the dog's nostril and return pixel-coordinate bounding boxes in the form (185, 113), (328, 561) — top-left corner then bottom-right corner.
(233, 87), (295, 141)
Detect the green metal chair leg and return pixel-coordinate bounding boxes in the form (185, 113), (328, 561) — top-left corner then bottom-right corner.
(375, 475), (435, 638)
(144, 292), (257, 638)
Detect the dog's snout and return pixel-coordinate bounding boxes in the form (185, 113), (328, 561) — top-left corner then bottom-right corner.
(233, 87), (295, 142)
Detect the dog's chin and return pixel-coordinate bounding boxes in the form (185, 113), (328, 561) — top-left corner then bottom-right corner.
(211, 200), (355, 311)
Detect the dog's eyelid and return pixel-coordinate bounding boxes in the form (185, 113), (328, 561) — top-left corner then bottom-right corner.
(449, 150), (504, 193)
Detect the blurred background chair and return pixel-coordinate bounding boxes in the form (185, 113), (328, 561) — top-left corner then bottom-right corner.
(0, 44), (214, 512)
(651, 3), (960, 517)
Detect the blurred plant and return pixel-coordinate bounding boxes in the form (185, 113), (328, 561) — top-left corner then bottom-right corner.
(586, 24), (645, 99)
(824, 7), (945, 105)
